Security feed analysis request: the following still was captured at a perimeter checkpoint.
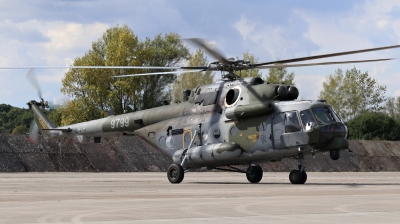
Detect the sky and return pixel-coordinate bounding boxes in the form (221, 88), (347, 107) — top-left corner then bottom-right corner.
(0, 0), (399, 108)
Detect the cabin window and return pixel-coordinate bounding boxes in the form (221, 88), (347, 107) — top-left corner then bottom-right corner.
(213, 129), (221, 138)
(284, 111), (301, 133)
(203, 91), (219, 106)
(230, 126), (238, 136)
(194, 93), (205, 104)
(300, 109), (316, 130)
(194, 91), (219, 105)
(158, 136), (166, 148)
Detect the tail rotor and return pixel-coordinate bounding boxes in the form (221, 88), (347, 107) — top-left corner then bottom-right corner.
(26, 68), (66, 143)
(26, 120), (39, 144)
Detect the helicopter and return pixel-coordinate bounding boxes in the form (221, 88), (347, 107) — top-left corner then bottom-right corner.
(17, 39), (400, 184)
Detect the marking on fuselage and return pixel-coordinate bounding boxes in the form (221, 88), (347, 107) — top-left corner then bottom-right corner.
(247, 134), (258, 140)
(38, 118), (47, 129)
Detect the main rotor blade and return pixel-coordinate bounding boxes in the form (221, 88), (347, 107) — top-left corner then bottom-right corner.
(0, 66), (182, 70)
(256, 58), (394, 69)
(253, 44), (400, 67)
(26, 68), (42, 99)
(185, 38), (230, 66)
(113, 69), (203, 78)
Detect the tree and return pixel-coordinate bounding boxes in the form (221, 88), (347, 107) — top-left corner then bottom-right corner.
(385, 96), (400, 121)
(171, 49), (214, 102)
(236, 50), (262, 78)
(347, 112), (400, 140)
(0, 104), (34, 133)
(319, 67), (386, 121)
(136, 33), (190, 109)
(265, 66), (295, 85)
(59, 25), (189, 125)
(12, 125), (28, 134)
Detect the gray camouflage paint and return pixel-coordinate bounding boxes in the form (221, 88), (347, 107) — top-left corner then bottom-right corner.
(29, 77), (348, 169)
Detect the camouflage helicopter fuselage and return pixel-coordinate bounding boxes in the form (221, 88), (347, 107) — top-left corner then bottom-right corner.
(28, 76), (348, 183)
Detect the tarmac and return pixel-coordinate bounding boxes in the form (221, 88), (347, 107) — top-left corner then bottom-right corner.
(0, 172), (400, 223)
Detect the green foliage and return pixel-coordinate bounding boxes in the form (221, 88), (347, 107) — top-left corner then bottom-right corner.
(0, 104), (33, 133)
(59, 25), (189, 125)
(12, 125), (29, 134)
(385, 96), (400, 121)
(236, 50), (262, 78)
(319, 67), (386, 121)
(171, 49), (214, 102)
(47, 109), (62, 127)
(137, 33), (190, 109)
(265, 66), (295, 85)
(0, 104), (62, 133)
(347, 112), (400, 140)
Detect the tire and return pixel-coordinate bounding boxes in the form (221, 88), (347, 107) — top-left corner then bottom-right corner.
(330, 150), (340, 160)
(246, 165), (263, 183)
(299, 171), (307, 184)
(289, 170), (303, 184)
(167, 164), (184, 184)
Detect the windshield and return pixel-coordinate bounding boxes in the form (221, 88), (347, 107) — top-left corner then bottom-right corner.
(311, 106), (341, 125)
(326, 106), (342, 122)
(299, 109), (315, 129)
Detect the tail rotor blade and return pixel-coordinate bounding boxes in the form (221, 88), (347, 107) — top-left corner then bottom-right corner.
(26, 120), (39, 144)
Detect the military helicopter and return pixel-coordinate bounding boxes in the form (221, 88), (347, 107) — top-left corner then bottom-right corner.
(19, 39), (400, 184)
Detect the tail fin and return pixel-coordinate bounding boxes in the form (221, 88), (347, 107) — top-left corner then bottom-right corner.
(28, 100), (56, 139)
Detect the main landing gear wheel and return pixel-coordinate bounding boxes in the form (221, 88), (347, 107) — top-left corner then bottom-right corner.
(167, 164), (184, 184)
(330, 150), (340, 160)
(300, 171), (307, 184)
(289, 170), (307, 184)
(246, 164), (263, 183)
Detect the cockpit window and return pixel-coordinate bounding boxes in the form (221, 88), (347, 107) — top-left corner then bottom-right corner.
(284, 111), (301, 133)
(326, 106), (342, 122)
(300, 109), (315, 129)
(311, 107), (333, 125)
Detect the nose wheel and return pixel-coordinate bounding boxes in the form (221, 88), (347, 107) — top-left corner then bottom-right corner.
(289, 153), (307, 184)
(289, 169), (307, 184)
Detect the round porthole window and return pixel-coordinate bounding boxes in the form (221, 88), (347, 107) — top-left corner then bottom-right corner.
(213, 129), (221, 139)
(230, 126), (238, 136)
(158, 136), (166, 148)
(224, 87), (241, 107)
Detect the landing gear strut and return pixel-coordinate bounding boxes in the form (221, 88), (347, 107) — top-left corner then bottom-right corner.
(167, 129), (199, 184)
(289, 153), (307, 184)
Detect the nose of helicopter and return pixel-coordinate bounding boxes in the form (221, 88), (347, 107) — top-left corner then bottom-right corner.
(317, 122), (349, 150)
(319, 122), (348, 143)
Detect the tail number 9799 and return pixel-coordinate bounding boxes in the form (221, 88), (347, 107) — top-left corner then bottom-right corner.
(110, 117), (129, 129)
